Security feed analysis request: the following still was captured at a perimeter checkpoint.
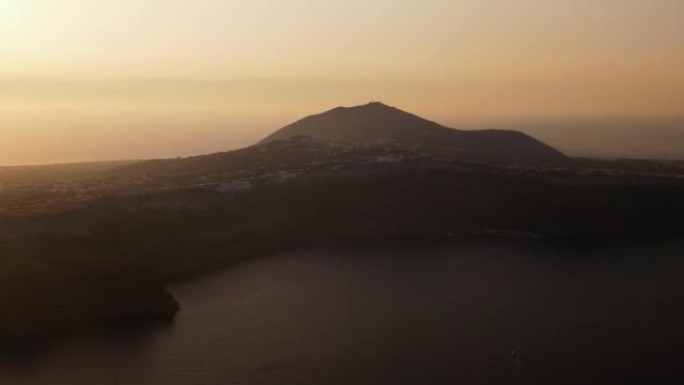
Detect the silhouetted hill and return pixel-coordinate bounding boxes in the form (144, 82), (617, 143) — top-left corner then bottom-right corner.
(261, 102), (565, 162)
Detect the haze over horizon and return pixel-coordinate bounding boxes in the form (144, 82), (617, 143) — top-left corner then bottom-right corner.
(1, 0), (683, 165)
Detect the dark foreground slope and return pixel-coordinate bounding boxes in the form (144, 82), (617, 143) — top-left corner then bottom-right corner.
(261, 102), (565, 162)
(2, 139), (684, 341)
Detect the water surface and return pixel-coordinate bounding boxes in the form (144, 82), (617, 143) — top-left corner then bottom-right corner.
(2, 239), (683, 384)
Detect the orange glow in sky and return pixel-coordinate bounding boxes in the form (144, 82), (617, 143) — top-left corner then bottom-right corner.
(1, 0), (682, 164)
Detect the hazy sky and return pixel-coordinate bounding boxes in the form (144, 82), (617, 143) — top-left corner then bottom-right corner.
(1, 0), (683, 164)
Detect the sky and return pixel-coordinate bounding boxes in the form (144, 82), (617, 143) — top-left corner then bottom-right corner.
(1, 0), (683, 165)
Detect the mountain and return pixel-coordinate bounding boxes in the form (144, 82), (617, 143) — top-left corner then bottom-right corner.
(4, 105), (684, 342)
(260, 102), (565, 162)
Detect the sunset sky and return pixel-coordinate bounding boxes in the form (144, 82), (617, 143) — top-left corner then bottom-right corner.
(1, 0), (683, 165)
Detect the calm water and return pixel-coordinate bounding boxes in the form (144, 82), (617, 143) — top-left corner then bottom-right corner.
(2, 239), (684, 385)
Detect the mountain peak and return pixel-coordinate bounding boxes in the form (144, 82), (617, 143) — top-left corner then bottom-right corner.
(260, 102), (443, 144)
(259, 103), (565, 162)
(342, 101), (390, 108)
(363, 101), (391, 108)
(327, 101), (400, 115)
